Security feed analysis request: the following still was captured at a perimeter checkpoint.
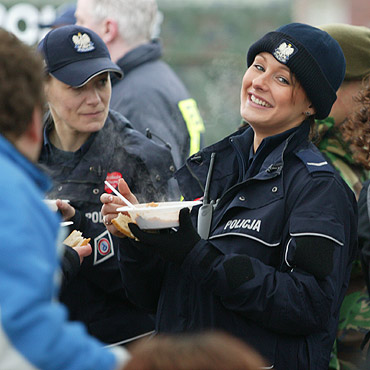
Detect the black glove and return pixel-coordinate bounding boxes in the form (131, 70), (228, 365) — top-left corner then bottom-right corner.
(128, 207), (201, 265)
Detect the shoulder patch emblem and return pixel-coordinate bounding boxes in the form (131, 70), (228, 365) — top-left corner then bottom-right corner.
(93, 229), (114, 265)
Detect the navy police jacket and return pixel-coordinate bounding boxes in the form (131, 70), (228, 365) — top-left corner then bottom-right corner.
(39, 110), (179, 344)
(117, 120), (358, 369)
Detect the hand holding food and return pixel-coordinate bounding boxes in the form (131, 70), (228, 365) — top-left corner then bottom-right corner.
(63, 230), (91, 248)
(111, 213), (136, 239)
(63, 230), (92, 264)
(101, 178), (139, 238)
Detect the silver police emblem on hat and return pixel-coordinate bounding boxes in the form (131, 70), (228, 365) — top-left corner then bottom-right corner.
(273, 41), (295, 63)
(72, 32), (95, 52)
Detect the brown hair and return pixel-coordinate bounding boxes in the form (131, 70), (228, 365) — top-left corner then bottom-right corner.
(340, 75), (370, 169)
(0, 28), (45, 140)
(124, 331), (268, 370)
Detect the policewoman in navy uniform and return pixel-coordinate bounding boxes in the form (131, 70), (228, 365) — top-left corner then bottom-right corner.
(37, 25), (179, 345)
(101, 23), (357, 369)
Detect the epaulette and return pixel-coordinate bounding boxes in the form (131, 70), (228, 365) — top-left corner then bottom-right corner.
(295, 148), (334, 174)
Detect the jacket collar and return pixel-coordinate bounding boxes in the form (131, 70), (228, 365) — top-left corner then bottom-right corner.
(176, 120), (311, 200)
(232, 120), (310, 180)
(111, 39), (162, 85)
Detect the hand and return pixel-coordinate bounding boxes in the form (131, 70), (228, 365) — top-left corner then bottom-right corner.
(56, 199), (75, 220)
(129, 208), (201, 265)
(100, 178), (138, 237)
(73, 243), (92, 264)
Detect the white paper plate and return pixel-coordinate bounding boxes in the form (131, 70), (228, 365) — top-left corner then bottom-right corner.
(60, 221), (73, 227)
(44, 199), (70, 212)
(117, 200), (201, 229)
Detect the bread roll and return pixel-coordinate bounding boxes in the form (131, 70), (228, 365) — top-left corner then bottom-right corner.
(63, 230), (91, 248)
(111, 213), (136, 239)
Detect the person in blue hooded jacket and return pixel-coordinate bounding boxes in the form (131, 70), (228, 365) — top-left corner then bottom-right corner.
(101, 23), (357, 369)
(0, 27), (129, 370)
(37, 25), (180, 346)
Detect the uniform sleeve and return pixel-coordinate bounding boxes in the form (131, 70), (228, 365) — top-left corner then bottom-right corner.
(64, 213), (128, 299)
(116, 238), (166, 313)
(61, 245), (81, 284)
(0, 187), (122, 370)
(181, 175), (357, 336)
(358, 180), (370, 295)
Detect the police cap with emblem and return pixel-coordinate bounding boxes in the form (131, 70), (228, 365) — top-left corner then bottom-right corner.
(247, 23), (346, 120)
(38, 25), (123, 87)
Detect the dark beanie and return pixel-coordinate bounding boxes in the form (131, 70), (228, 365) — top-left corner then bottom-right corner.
(247, 23), (346, 119)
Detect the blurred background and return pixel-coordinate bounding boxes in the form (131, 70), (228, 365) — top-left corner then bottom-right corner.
(1, 0), (369, 146)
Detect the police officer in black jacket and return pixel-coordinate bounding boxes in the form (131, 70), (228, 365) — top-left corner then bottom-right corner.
(37, 25), (179, 345)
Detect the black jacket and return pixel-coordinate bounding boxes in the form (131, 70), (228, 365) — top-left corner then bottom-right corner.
(39, 110), (179, 344)
(110, 39), (204, 169)
(117, 121), (357, 369)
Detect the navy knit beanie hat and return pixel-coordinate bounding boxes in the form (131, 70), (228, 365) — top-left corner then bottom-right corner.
(247, 23), (346, 119)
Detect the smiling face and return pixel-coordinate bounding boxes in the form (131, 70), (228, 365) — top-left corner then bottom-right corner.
(45, 72), (111, 136)
(240, 52), (314, 142)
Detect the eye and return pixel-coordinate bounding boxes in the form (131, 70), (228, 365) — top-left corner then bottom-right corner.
(277, 76), (290, 85)
(253, 64), (264, 72)
(97, 76), (109, 88)
(71, 85), (83, 92)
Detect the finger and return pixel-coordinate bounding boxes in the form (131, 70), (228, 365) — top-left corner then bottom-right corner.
(74, 244), (92, 258)
(118, 178), (138, 205)
(101, 202), (123, 218)
(100, 193), (114, 204)
(128, 223), (160, 244)
(179, 207), (192, 228)
(56, 199), (75, 220)
(104, 222), (127, 238)
(103, 215), (112, 225)
(73, 244), (92, 264)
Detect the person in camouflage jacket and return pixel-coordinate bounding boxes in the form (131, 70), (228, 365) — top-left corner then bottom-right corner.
(316, 24), (370, 370)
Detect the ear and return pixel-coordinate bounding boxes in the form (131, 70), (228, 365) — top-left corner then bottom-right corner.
(15, 106), (43, 162)
(303, 103), (316, 117)
(308, 104), (316, 116)
(101, 18), (119, 44)
(27, 106), (43, 145)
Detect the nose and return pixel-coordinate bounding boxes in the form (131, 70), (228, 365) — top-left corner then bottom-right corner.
(252, 73), (269, 91)
(85, 87), (102, 105)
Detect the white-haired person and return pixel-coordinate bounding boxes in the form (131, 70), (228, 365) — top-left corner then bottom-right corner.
(75, 0), (205, 169)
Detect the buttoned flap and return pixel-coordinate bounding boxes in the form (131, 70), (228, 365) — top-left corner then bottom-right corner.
(227, 176), (284, 210)
(289, 212), (345, 246)
(209, 199), (284, 264)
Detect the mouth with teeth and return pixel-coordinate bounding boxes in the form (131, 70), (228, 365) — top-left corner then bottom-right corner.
(250, 94), (272, 108)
